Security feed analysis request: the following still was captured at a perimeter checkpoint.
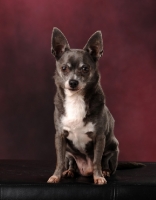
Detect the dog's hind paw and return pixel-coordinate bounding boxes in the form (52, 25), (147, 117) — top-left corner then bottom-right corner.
(47, 175), (60, 183)
(94, 176), (107, 185)
(102, 170), (110, 177)
(62, 169), (74, 178)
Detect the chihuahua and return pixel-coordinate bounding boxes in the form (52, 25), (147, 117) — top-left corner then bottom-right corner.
(47, 27), (119, 185)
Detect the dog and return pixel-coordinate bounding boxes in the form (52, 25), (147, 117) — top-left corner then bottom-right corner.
(47, 28), (143, 185)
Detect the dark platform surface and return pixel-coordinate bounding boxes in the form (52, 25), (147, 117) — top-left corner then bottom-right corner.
(0, 160), (156, 200)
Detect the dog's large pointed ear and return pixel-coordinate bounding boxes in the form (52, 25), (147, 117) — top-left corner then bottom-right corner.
(51, 27), (70, 60)
(83, 31), (103, 62)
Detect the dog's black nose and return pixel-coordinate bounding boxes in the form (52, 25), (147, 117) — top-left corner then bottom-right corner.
(69, 79), (79, 89)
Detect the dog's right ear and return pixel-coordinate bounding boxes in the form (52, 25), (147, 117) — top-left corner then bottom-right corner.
(51, 27), (70, 60)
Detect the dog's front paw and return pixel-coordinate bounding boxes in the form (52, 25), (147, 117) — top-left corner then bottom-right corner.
(94, 176), (107, 185)
(47, 175), (60, 183)
(62, 169), (74, 178)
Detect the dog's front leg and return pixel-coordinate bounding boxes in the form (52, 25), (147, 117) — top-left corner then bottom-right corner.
(93, 134), (107, 185)
(47, 132), (66, 183)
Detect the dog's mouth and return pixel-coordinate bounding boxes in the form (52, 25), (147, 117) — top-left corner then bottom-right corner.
(69, 88), (79, 91)
(65, 87), (82, 93)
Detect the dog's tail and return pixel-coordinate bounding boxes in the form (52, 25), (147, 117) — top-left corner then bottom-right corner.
(117, 162), (145, 170)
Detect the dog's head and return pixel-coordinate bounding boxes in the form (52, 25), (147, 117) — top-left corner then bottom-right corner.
(51, 27), (103, 93)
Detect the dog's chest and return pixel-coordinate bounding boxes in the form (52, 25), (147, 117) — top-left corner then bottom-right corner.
(61, 91), (94, 153)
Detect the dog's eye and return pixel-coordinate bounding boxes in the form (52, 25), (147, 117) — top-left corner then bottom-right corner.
(61, 65), (70, 75)
(62, 65), (67, 71)
(81, 65), (89, 73)
(61, 65), (69, 72)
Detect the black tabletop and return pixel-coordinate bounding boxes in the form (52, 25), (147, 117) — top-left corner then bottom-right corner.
(0, 160), (156, 200)
(0, 160), (155, 186)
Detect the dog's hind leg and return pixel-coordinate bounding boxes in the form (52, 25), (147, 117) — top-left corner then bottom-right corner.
(62, 154), (76, 178)
(101, 152), (113, 177)
(109, 149), (119, 174)
(102, 149), (119, 177)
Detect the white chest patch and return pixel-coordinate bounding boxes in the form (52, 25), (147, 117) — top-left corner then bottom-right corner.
(61, 90), (94, 154)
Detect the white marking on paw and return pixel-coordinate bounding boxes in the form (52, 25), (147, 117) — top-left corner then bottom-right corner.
(94, 176), (107, 185)
(47, 175), (60, 183)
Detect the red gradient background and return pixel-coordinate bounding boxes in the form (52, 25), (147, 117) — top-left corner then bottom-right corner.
(0, 0), (156, 161)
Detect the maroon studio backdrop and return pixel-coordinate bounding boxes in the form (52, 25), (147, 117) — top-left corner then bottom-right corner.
(0, 0), (156, 161)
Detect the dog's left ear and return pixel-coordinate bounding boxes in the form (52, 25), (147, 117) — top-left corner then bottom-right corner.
(51, 27), (70, 60)
(83, 31), (103, 62)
